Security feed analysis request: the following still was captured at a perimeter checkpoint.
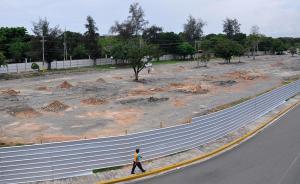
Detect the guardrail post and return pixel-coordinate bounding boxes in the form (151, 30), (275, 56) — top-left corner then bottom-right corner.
(160, 121), (164, 128)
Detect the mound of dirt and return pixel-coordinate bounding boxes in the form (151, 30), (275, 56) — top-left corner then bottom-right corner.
(170, 83), (209, 94)
(213, 80), (237, 87)
(226, 71), (258, 80)
(96, 78), (106, 83)
(81, 98), (107, 105)
(11, 107), (41, 118)
(129, 88), (155, 96)
(1, 89), (20, 96)
(36, 86), (48, 91)
(42, 100), (69, 112)
(58, 81), (73, 89)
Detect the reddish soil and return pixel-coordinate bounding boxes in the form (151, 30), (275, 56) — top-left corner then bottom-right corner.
(81, 98), (107, 105)
(1, 89), (20, 96)
(42, 100), (70, 112)
(58, 81), (73, 89)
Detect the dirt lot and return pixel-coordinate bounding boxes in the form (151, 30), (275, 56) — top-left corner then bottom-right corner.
(0, 55), (299, 145)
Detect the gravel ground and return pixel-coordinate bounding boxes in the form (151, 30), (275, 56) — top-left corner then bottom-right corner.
(33, 94), (300, 184)
(0, 55), (300, 145)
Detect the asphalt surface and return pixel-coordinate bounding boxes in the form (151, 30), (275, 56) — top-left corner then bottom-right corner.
(133, 105), (300, 184)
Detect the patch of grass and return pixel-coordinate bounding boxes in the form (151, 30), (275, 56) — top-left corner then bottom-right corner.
(152, 60), (184, 65)
(282, 75), (300, 85)
(93, 166), (123, 174)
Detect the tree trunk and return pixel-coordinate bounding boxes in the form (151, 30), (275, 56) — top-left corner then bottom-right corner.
(47, 61), (51, 70)
(93, 59), (96, 66)
(134, 71), (139, 81)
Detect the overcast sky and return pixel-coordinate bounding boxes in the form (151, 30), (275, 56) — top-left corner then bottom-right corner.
(1, 0), (299, 37)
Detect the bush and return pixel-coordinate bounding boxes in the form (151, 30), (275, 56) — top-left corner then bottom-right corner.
(31, 63), (40, 71)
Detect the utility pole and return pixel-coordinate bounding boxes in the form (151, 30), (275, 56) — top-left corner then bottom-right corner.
(63, 28), (67, 61)
(41, 35), (46, 67)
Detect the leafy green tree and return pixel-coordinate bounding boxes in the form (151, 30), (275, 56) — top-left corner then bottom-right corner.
(0, 52), (7, 68)
(84, 16), (101, 66)
(176, 42), (196, 60)
(183, 15), (206, 44)
(31, 18), (62, 69)
(156, 32), (183, 54)
(0, 27), (29, 60)
(214, 38), (241, 63)
(142, 25), (163, 43)
(110, 42), (128, 64)
(272, 39), (286, 55)
(98, 36), (120, 57)
(259, 36), (273, 54)
(223, 18), (241, 39)
(289, 47), (297, 56)
(9, 41), (29, 62)
(62, 31), (85, 59)
(126, 39), (156, 81)
(72, 44), (87, 59)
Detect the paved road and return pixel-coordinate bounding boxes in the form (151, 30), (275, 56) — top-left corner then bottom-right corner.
(133, 105), (300, 184)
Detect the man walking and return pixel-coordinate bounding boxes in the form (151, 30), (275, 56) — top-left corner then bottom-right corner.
(131, 149), (146, 174)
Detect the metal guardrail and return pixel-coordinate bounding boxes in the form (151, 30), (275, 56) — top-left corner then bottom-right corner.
(0, 80), (299, 184)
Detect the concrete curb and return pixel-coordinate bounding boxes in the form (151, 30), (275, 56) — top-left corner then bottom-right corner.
(96, 101), (299, 184)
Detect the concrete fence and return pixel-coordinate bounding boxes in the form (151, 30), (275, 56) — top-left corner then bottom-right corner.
(0, 54), (177, 74)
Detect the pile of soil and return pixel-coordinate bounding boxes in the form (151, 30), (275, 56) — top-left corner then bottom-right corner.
(42, 100), (69, 112)
(1, 89), (20, 96)
(36, 86), (48, 91)
(129, 89), (155, 96)
(58, 81), (73, 89)
(226, 71), (258, 80)
(96, 78), (106, 83)
(170, 83), (209, 94)
(81, 98), (107, 105)
(112, 76), (123, 80)
(213, 80), (237, 87)
(11, 107), (41, 118)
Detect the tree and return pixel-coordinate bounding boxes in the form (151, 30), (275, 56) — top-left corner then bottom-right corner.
(125, 39), (156, 81)
(259, 36), (273, 54)
(272, 39), (286, 55)
(111, 2), (148, 39)
(84, 16), (101, 65)
(8, 41), (29, 62)
(199, 52), (211, 67)
(110, 21), (134, 40)
(156, 32), (183, 54)
(248, 25), (261, 60)
(142, 25), (163, 43)
(0, 27), (30, 60)
(110, 42), (128, 64)
(0, 52), (6, 68)
(63, 31), (85, 59)
(128, 2), (148, 36)
(32, 18), (62, 69)
(72, 44), (87, 59)
(214, 38), (241, 64)
(183, 15), (206, 44)
(176, 42), (196, 60)
(223, 18), (241, 39)
(290, 47), (297, 56)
